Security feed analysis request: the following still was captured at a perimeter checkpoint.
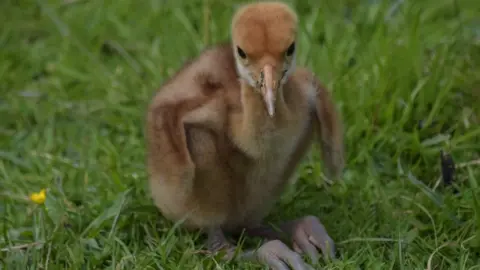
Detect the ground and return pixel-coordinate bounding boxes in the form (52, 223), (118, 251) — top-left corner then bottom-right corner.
(1, 0), (480, 269)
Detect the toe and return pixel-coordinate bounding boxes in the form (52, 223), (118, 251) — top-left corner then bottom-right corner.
(263, 258), (290, 270)
(302, 216), (336, 260)
(292, 225), (320, 263)
(258, 240), (312, 270)
(283, 249), (311, 270)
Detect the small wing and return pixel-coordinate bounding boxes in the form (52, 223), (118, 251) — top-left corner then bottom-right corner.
(146, 44), (235, 179)
(297, 68), (345, 179)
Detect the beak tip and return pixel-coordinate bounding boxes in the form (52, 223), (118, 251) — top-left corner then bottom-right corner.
(267, 107), (275, 117)
(264, 88), (275, 117)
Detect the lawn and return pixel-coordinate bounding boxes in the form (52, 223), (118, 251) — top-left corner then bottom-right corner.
(1, 0), (480, 269)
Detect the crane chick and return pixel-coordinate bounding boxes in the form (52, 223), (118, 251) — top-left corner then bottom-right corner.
(146, 2), (345, 269)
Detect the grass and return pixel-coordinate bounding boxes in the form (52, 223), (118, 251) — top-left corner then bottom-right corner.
(1, 0), (480, 269)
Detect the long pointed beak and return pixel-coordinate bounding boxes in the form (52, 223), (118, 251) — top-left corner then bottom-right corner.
(262, 64), (275, 117)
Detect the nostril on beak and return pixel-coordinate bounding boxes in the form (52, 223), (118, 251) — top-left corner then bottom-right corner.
(256, 69), (265, 90)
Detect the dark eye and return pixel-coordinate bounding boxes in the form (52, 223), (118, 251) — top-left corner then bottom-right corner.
(237, 46), (247, 59)
(286, 42), (295, 56)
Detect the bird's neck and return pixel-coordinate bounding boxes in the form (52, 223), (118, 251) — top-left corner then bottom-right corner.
(232, 81), (291, 159)
(240, 81), (286, 130)
(228, 80), (292, 159)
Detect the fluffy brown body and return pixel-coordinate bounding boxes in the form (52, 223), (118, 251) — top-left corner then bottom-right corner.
(147, 43), (342, 230)
(146, 2), (344, 269)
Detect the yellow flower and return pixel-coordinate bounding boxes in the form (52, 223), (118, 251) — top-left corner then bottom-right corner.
(29, 189), (46, 204)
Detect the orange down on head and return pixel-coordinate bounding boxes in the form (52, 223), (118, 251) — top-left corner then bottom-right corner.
(231, 1), (298, 117)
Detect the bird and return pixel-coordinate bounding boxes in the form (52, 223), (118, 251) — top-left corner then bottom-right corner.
(145, 2), (345, 269)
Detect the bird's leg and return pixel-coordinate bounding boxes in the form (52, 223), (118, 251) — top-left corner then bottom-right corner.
(244, 216), (336, 265)
(206, 227), (314, 270)
(207, 227), (234, 253)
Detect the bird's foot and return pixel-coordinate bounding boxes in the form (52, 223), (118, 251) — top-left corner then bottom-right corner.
(246, 215), (336, 265)
(251, 240), (315, 270)
(287, 216), (336, 263)
(207, 228), (313, 270)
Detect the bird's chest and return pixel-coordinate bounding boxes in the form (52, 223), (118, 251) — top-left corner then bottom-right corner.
(254, 107), (308, 170)
(250, 119), (305, 183)
(255, 124), (303, 171)
(238, 111), (310, 224)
